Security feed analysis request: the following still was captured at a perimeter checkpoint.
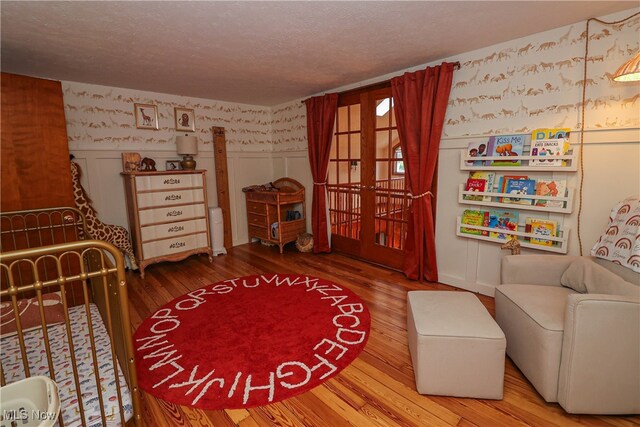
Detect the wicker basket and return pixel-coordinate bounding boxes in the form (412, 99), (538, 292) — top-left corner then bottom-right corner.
(296, 233), (314, 253)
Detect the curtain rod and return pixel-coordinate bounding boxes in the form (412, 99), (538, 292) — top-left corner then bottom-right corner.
(301, 61), (461, 104)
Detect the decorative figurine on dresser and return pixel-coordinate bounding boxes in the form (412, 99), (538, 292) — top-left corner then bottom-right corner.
(121, 169), (213, 278)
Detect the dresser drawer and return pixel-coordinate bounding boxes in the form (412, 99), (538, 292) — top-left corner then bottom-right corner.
(135, 173), (203, 191)
(247, 212), (267, 227)
(137, 188), (204, 208)
(139, 203), (206, 226)
(142, 232), (209, 259)
(246, 200), (265, 214)
(248, 226), (269, 240)
(140, 218), (207, 242)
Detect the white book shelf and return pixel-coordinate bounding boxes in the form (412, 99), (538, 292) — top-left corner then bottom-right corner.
(460, 149), (578, 171)
(457, 140), (576, 254)
(456, 217), (570, 254)
(458, 184), (574, 214)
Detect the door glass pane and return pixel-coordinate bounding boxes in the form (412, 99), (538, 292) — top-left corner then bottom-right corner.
(337, 134), (348, 160)
(376, 130), (390, 159)
(328, 161), (337, 185)
(376, 98), (391, 128)
(349, 104), (361, 131)
(350, 133), (361, 159)
(390, 98), (396, 127)
(337, 106), (349, 133)
(330, 134), (337, 159)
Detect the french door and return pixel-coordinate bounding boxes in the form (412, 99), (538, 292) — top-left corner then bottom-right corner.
(327, 87), (410, 269)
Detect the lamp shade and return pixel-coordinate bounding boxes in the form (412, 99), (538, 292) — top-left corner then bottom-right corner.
(176, 135), (198, 155)
(613, 51), (640, 82)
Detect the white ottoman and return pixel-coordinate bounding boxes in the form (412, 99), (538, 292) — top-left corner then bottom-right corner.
(407, 291), (506, 399)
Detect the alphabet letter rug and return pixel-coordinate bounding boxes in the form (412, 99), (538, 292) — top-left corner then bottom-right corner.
(134, 274), (371, 409)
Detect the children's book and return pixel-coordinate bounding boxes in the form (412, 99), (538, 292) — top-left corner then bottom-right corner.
(489, 135), (526, 166)
(504, 179), (536, 205)
(463, 178), (486, 201)
(497, 175), (528, 202)
(530, 128), (571, 167)
(529, 218), (558, 246)
(535, 180), (567, 208)
(465, 141), (489, 166)
(488, 210), (519, 240)
(460, 210), (489, 236)
(468, 171), (495, 202)
(484, 137), (495, 166)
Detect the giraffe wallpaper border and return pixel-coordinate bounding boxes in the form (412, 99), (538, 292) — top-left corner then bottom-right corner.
(64, 82), (272, 152)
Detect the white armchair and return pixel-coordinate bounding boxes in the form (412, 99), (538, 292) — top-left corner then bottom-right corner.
(496, 255), (640, 414)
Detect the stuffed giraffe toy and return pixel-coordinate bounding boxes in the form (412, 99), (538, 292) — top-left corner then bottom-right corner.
(70, 161), (138, 270)
(501, 236), (522, 255)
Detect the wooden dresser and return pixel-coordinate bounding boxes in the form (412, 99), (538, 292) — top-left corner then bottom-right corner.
(245, 178), (306, 253)
(122, 170), (213, 277)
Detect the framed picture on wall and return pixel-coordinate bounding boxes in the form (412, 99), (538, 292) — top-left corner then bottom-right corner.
(166, 160), (182, 171)
(175, 107), (195, 132)
(134, 103), (159, 129)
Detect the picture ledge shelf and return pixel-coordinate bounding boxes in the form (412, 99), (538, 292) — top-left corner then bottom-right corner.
(455, 217), (570, 254)
(458, 184), (575, 214)
(460, 149), (578, 171)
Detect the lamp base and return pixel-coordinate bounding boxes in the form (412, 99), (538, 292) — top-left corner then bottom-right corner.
(180, 155), (196, 170)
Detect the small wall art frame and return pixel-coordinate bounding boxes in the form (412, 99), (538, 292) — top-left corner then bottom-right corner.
(166, 160), (182, 171)
(175, 107), (196, 132)
(134, 103), (159, 129)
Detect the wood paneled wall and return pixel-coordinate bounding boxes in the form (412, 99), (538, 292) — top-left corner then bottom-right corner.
(1, 73), (74, 211)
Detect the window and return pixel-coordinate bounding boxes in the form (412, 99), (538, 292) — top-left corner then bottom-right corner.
(392, 143), (404, 175)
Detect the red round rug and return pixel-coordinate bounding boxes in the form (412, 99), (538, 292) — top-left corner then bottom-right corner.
(133, 274), (370, 409)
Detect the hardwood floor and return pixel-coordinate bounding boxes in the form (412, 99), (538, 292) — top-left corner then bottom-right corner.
(126, 243), (640, 426)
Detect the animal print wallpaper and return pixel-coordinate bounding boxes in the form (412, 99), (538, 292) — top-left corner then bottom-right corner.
(63, 10), (639, 153)
(270, 10), (639, 149)
(271, 100), (307, 151)
(63, 82), (272, 151)
(443, 12), (639, 137)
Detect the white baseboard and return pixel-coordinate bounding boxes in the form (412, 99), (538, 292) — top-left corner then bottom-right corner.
(438, 273), (496, 297)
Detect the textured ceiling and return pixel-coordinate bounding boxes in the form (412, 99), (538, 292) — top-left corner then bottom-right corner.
(1, 1), (637, 106)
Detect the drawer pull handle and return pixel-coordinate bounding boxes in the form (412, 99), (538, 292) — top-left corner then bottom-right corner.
(163, 178), (181, 185)
(169, 241), (186, 249)
(167, 210), (183, 217)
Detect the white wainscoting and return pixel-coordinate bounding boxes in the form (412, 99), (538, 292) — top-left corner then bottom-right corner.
(70, 148), (313, 250)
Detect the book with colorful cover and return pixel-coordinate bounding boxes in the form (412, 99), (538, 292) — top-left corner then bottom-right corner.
(497, 175), (529, 202)
(489, 135), (526, 166)
(530, 128), (571, 167)
(484, 137), (495, 166)
(460, 209), (489, 236)
(468, 171), (495, 202)
(488, 210), (519, 240)
(504, 179), (536, 205)
(464, 178), (486, 201)
(535, 180), (567, 208)
(529, 218), (558, 246)
(465, 141), (489, 166)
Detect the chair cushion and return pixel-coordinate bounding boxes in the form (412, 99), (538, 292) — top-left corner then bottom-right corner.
(497, 284), (575, 331)
(561, 258), (639, 297)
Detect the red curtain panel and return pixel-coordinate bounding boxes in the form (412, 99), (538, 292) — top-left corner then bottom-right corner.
(391, 63), (454, 281)
(305, 94), (338, 253)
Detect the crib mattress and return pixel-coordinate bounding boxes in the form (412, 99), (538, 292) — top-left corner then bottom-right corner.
(1, 303), (133, 427)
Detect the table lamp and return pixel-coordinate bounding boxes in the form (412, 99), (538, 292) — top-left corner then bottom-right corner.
(176, 134), (198, 170)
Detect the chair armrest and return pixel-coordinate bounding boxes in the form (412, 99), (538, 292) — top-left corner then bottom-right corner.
(558, 294), (640, 414)
(500, 255), (578, 286)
